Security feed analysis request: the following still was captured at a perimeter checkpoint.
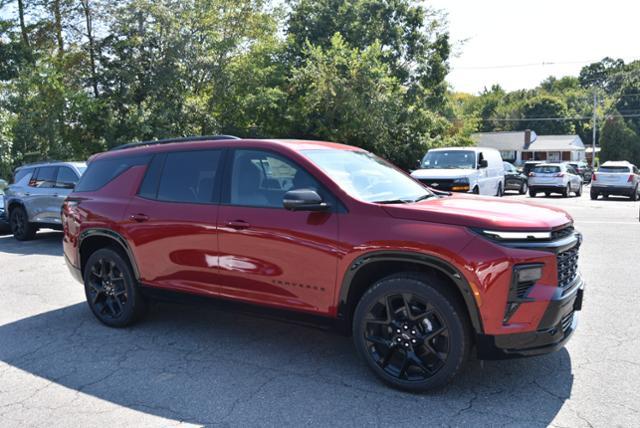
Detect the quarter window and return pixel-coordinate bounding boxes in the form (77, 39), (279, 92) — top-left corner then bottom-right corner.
(76, 155), (150, 192)
(229, 149), (322, 208)
(156, 150), (221, 204)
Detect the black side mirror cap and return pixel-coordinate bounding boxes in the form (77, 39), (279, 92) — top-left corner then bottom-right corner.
(283, 189), (330, 212)
(478, 159), (488, 168)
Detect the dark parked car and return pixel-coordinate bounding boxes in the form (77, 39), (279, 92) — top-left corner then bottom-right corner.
(503, 162), (528, 194)
(568, 161), (593, 183)
(522, 161), (543, 178)
(63, 136), (584, 392)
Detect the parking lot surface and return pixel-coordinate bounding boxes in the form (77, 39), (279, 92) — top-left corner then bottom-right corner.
(0, 190), (638, 427)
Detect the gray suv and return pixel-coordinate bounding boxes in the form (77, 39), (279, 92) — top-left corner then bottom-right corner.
(3, 161), (86, 240)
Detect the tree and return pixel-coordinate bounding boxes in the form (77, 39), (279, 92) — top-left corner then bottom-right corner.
(288, 33), (460, 169)
(600, 115), (640, 165)
(514, 95), (575, 135)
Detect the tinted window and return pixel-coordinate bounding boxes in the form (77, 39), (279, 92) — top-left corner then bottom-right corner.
(157, 150), (221, 203)
(599, 166), (631, 173)
(230, 149), (324, 208)
(13, 168), (33, 184)
(55, 167), (79, 189)
(76, 155), (150, 192)
(138, 154), (165, 199)
(30, 166), (58, 188)
(533, 165), (561, 174)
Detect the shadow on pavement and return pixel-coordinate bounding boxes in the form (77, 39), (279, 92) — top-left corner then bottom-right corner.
(0, 298), (574, 425)
(0, 231), (63, 256)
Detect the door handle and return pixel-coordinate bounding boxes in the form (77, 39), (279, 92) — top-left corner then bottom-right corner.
(226, 220), (250, 230)
(130, 213), (149, 222)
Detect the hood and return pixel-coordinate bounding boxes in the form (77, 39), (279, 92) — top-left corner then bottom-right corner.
(382, 193), (572, 230)
(411, 168), (477, 179)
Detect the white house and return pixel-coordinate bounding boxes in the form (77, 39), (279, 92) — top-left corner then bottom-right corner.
(472, 130), (586, 165)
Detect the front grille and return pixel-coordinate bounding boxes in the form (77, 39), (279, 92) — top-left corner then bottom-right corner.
(418, 178), (455, 190)
(557, 244), (579, 291)
(561, 311), (574, 332)
(551, 225), (574, 241)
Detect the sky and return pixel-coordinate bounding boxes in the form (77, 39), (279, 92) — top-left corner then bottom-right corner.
(430, 0), (639, 94)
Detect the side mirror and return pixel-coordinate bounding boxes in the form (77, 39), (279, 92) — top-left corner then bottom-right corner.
(416, 159), (422, 168)
(478, 159), (488, 169)
(283, 189), (330, 212)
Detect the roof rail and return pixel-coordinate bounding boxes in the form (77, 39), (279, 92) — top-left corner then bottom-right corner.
(109, 135), (241, 151)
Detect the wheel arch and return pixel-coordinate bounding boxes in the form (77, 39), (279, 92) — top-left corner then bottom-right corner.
(337, 251), (483, 335)
(78, 228), (140, 280)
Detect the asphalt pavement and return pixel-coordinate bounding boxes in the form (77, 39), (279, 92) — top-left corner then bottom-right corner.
(0, 188), (638, 427)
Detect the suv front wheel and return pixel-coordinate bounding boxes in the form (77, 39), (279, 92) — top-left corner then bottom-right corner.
(353, 273), (470, 392)
(9, 206), (36, 241)
(83, 247), (147, 328)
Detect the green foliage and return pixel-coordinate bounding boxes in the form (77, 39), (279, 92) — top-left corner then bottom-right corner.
(0, 0), (461, 178)
(516, 95), (574, 135)
(600, 115), (640, 165)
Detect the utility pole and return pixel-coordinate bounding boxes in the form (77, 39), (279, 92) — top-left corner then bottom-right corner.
(592, 91), (597, 168)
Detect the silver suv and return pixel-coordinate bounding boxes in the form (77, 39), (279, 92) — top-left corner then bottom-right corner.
(3, 161), (86, 240)
(591, 161), (640, 201)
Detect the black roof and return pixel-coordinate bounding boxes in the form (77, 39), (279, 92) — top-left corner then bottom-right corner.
(109, 135), (241, 151)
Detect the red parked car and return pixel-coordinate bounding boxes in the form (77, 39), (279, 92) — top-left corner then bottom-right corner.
(62, 137), (584, 391)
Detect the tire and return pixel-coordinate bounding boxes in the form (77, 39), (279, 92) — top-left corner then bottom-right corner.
(472, 186), (479, 195)
(83, 247), (147, 328)
(352, 273), (471, 392)
(9, 206), (36, 241)
(590, 190), (598, 200)
(562, 184), (570, 198)
(519, 182), (528, 195)
(631, 186), (639, 201)
(496, 183), (503, 197)
(576, 183), (582, 197)
(529, 189), (536, 198)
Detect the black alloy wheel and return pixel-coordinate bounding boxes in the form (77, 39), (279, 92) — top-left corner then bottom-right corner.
(84, 247), (146, 327)
(9, 206), (36, 241)
(353, 274), (469, 392)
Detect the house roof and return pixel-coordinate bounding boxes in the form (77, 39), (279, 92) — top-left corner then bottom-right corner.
(528, 135), (585, 152)
(472, 131), (585, 152)
(472, 131), (537, 151)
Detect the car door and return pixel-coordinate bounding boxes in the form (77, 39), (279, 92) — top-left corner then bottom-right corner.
(217, 148), (340, 314)
(566, 166), (580, 190)
(123, 149), (224, 296)
(476, 152), (491, 194)
(27, 166), (61, 224)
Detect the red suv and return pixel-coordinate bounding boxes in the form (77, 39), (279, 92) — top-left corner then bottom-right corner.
(62, 137), (584, 391)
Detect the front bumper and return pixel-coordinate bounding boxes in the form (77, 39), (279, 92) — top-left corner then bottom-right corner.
(476, 276), (584, 359)
(65, 254), (83, 283)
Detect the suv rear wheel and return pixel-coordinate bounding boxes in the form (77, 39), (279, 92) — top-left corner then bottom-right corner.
(9, 206), (36, 241)
(352, 273), (470, 392)
(83, 247), (147, 327)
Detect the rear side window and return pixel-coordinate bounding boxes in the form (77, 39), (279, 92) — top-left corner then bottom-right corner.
(599, 166), (631, 173)
(154, 150), (222, 203)
(55, 167), (79, 189)
(533, 165), (561, 174)
(75, 155), (149, 192)
(30, 166), (58, 188)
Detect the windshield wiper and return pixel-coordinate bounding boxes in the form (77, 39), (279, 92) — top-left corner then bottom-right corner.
(413, 194), (437, 202)
(373, 199), (412, 204)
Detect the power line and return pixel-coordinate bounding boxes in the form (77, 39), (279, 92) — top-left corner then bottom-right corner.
(454, 60), (607, 71)
(461, 113), (640, 122)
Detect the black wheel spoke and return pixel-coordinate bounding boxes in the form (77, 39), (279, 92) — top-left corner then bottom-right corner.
(363, 290), (450, 382)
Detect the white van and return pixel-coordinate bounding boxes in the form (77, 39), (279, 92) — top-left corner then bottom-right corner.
(411, 147), (505, 196)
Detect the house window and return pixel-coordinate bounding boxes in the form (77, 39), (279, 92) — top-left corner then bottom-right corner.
(499, 150), (516, 162)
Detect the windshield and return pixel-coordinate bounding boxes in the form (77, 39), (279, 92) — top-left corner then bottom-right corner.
(301, 149), (433, 203)
(421, 150), (476, 169)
